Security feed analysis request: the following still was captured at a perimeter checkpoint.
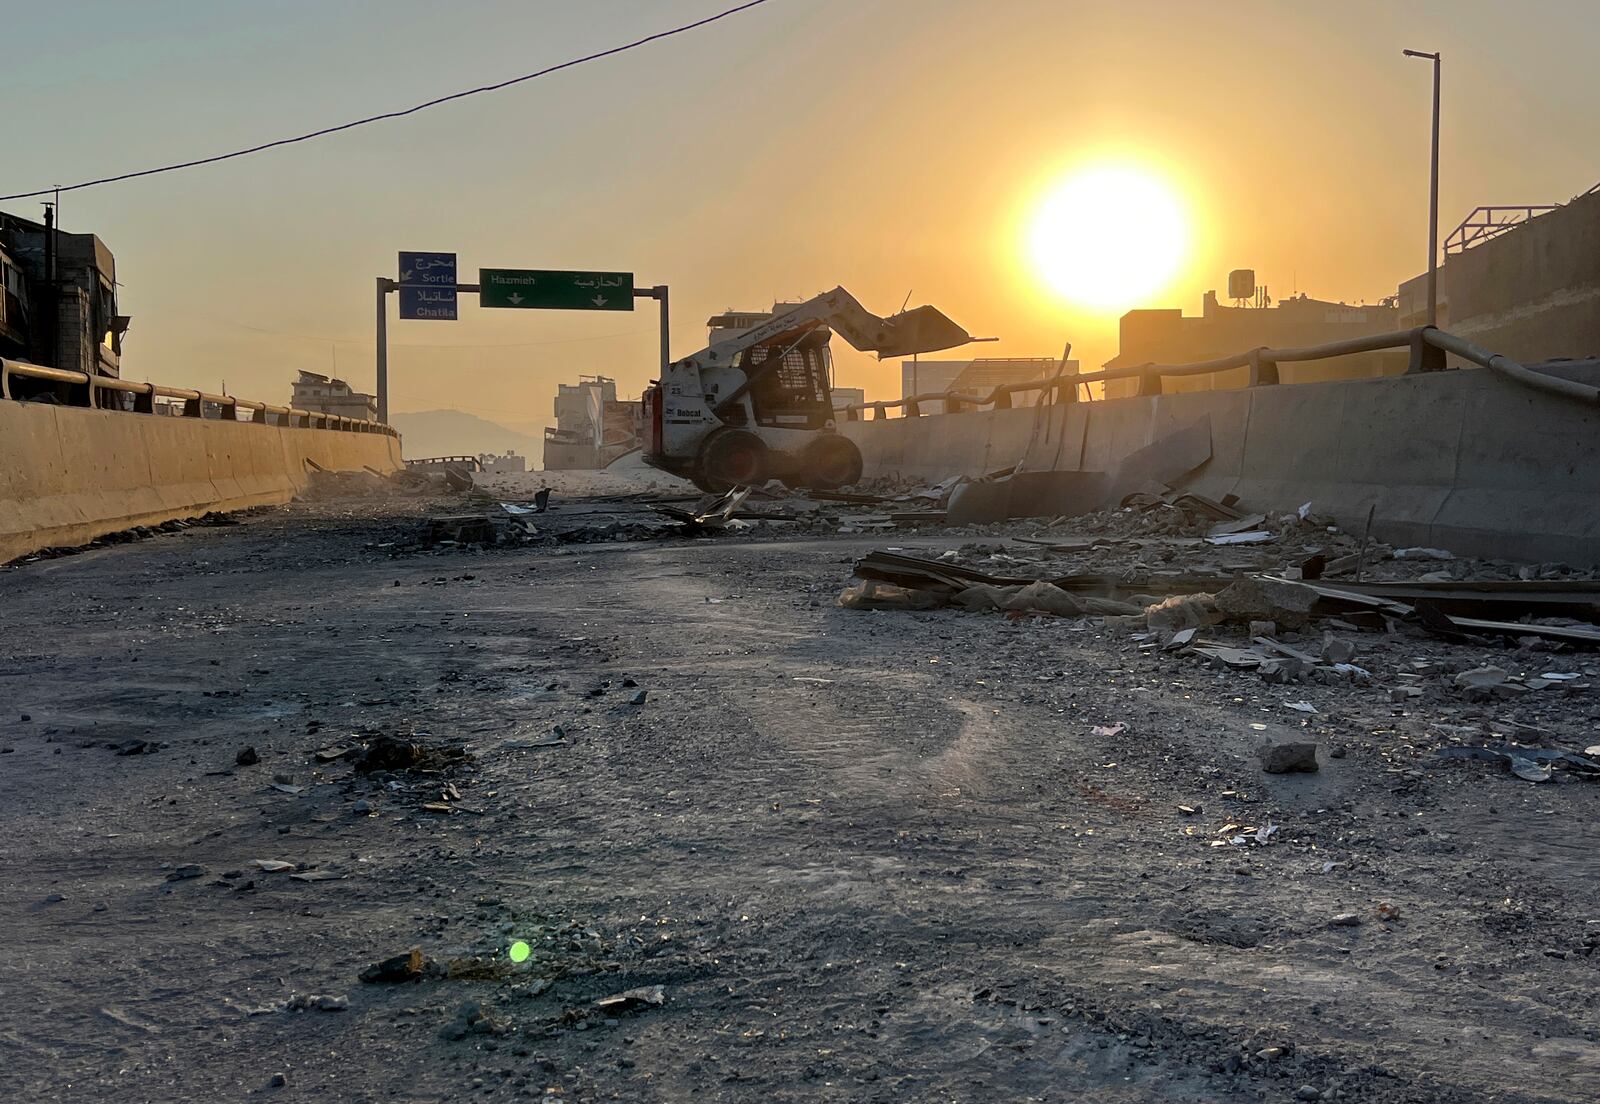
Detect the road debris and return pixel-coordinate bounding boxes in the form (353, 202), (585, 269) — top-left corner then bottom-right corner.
(439, 1000), (509, 1040)
(1255, 730), (1320, 773)
(359, 949), (433, 984)
(593, 985), (667, 1014)
(1433, 744), (1600, 782)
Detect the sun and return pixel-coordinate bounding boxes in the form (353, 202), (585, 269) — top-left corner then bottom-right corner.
(1026, 164), (1188, 312)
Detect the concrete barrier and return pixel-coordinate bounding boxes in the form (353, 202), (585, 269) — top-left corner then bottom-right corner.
(843, 362), (1600, 565)
(1, 402), (402, 563)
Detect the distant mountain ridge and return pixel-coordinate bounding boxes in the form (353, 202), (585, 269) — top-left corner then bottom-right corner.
(390, 409), (542, 462)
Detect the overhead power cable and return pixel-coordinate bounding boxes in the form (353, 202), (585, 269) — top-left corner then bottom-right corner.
(0, 0), (771, 202)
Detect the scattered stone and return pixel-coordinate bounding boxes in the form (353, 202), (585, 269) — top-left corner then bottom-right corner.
(1296, 1086), (1322, 1101)
(19, 713), (31, 722)
(1455, 666), (1508, 691)
(352, 734), (467, 774)
(1319, 634), (1356, 665)
(113, 739), (150, 756)
(269, 1073), (287, 1088)
(1255, 731), (1320, 774)
(593, 985), (667, 1014)
(235, 745), (259, 766)
(352, 799), (374, 815)
(289, 869), (343, 882)
(360, 948), (431, 983)
(165, 864), (205, 881)
(1248, 620), (1277, 639)
(1328, 912), (1363, 927)
(440, 1000), (508, 1040)
(629, 690), (648, 706)
(250, 859), (296, 873)
(1215, 576), (1318, 628)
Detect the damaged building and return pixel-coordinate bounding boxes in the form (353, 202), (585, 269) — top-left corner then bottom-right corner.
(543, 375), (643, 470)
(0, 211), (129, 383)
(291, 370), (378, 420)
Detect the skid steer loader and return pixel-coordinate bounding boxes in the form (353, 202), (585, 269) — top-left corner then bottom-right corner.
(641, 287), (974, 492)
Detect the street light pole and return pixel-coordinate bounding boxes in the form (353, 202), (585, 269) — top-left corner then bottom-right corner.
(1404, 48), (1441, 327)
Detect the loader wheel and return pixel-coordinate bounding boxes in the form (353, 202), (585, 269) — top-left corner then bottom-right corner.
(697, 429), (769, 491)
(799, 435), (863, 490)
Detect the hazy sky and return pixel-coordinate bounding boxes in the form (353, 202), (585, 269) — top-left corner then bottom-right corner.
(5, 0), (1596, 428)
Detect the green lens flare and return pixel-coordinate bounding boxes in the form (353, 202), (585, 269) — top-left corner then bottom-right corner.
(508, 940), (531, 963)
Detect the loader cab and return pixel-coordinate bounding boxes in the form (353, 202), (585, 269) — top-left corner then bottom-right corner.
(725, 332), (835, 430)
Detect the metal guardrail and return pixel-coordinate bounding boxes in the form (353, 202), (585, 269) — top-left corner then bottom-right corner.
(0, 358), (400, 437)
(405, 455), (483, 471)
(838, 325), (1600, 421)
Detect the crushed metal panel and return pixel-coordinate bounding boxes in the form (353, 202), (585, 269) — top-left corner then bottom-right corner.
(947, 470), (1110, 526)
(945, 416), (1212, 525)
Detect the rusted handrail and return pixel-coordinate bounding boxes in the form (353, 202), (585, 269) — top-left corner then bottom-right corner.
(840, 326), (1598, 420)
(0, 358), (400, 437)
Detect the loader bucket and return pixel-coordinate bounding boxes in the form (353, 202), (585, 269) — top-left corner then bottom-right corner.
(821, 288), (975, 359)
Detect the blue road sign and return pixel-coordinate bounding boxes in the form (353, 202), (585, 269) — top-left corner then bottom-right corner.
(398, 251), (458, 320)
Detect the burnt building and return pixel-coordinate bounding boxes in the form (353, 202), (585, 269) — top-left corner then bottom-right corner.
(0, 211), (129, 379)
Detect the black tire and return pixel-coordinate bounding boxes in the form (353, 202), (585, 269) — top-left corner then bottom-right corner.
(697, 429), (769, 491)
(799, 434), (863, 490)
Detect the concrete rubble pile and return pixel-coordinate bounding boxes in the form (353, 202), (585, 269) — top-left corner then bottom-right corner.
(834, 496), (1600, 783)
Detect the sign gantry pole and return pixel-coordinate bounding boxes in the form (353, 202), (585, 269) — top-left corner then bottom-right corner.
(375, 276), (393, 423)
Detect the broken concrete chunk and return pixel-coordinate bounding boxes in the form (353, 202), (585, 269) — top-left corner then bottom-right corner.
(1255, 731), (1320, 773)
(837, 580), (944, 611)
(593, 985), (667, 1013)
(1454, 666), (1508, 691)
(1393, 547), (1454, 560)
(1145, 592), (1223, 633)
(953, 583), (1021, 611)
(1190, 643), (1269, 670)
(1001, 580), (1088, 617)
(1164, 627), (1197, 650)
(1215, 576), (1318, 628)
(1320, 635), (1356, 665)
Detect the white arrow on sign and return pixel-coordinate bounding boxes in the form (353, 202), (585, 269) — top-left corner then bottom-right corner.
(508, 293), (524, 305)
(592, 295), (607, 307)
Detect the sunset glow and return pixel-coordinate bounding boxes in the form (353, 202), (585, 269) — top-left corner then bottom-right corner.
(1026, 164), (1188, 312)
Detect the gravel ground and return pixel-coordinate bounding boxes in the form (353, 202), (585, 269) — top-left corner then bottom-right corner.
(3, 482), (1599, 1103)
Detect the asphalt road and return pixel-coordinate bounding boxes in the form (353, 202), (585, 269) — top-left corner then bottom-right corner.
(3, 497), (1598, 1103)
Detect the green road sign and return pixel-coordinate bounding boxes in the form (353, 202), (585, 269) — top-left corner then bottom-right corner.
(479, 269), (634, 311)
